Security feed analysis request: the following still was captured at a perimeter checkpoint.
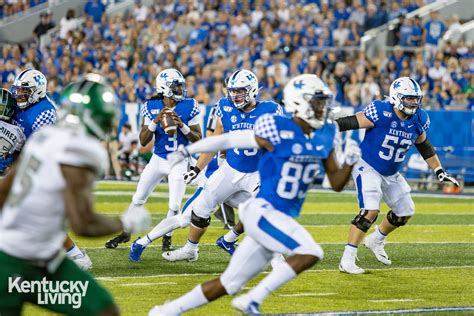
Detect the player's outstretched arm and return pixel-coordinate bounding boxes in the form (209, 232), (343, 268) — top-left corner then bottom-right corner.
(194, 116), (225, 170)
(61, 164), (123, 236)
(323, 140), (361, 191)
(336, 112), (374, 131)
(415, 133), (461, 187)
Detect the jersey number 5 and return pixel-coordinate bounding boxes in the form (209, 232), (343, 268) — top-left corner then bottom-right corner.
(379, 135), (412, 162)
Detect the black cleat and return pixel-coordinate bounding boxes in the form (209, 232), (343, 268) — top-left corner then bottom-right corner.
(214, 204), (236, 230)
(162, 235), (173, 252)
(105, 232), (131, 249)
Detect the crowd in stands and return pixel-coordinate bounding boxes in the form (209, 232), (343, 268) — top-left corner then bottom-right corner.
(1, 0), (473, 114)
(0, 0), (48, 19)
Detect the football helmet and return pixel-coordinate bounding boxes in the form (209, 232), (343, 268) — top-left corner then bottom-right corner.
(59, 73), (119, 140)
(227, 69), (259, 109)
(0, 89), (16, 121)
(155, 68), (187, 102)
(283, 74), (333, 129)
(389, 77), (423, 116)
(11, 69), (47, 109)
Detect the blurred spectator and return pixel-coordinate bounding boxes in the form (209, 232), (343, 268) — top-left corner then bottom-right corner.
(133, 0), (148, 22)
(33, 10), (55, 41)
(117, 123), (139, 179)
(423, 11), (446, 60)
(84, 0), (107, 24)
(59, 9), (80, 39)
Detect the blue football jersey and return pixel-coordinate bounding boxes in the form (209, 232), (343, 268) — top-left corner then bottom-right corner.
(142, 98), (200, 158)
(255, 114), (336, 218)
(13, 95), (57, 139)
(216, 98), (283, 173)
(360, 100), (430, 176)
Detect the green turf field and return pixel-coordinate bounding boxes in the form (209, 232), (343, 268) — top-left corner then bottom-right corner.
(27, 182), (474, 315)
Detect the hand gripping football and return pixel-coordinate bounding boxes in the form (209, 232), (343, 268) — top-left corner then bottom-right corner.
(161, 110), (177, 135)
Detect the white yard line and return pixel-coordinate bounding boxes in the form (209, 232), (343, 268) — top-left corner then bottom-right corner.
(368, 299), (423, 303)
(279, 293), (337, 297)
(314, 306), (474, 315)
(118, 282), (177, 287)
(96, 265), (474, 281)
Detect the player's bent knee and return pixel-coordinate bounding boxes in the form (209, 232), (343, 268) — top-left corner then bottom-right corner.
(351, 209), (378, 232)
(220, 276), (243, 295)
(296, 244), (324, 260)
(178, 213), (191, 228)
(387, 210), (411, 227)
(191, 211), (210, 228)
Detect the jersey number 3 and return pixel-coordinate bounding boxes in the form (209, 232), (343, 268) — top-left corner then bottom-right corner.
(379, 135), (412, 162)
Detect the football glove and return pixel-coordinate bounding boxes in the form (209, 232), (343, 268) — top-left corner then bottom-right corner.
(120, 205), (151, 233)
(344, 139), (361, 166)
(435, 169), (460, 187)
(184, 166), (201, 185)
(167, 145), (190, 168)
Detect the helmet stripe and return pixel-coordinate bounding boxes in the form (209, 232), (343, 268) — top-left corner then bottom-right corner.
(230, 70), (241, 82)
(409, 78), (420, 93)
(17, 69), (31, 81)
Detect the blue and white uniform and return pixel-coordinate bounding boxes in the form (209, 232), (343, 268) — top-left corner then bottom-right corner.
(13, 96), (57, 139)
(185, 98), (283, 221)
(353, 100), (430, 216)
(132, 97), (201, 213)
(220, 114), (329, 294)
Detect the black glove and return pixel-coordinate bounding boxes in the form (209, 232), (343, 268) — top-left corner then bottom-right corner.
(436, 169), (460, 187)
(184, 166), (201, 185)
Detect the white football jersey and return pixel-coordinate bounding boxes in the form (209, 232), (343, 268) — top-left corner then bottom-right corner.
(0, 120), (25, 158)
(0, 125), (108, 260)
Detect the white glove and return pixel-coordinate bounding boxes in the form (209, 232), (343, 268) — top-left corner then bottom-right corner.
(344, 139), (361, 166)
(120, 205), (151, 233)
(167, 144), (190, 168)
(436, 169), (461, 187)
(183, 166), (201, 185)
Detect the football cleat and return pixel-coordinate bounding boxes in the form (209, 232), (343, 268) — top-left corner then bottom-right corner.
(339, 256), (365, 274)
(363, 230), (392, 265)
(129, 238), (146, 262)
(162, 247), (198, 262)
(162, 235), (173, 252)
(232, 295), (260, 315)
(71, 251), (92, 270)
(105, 231), (131, 249)
(215, 236), (236, 255)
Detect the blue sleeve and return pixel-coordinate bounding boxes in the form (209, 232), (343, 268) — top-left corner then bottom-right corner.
(418, 109), (430, 133)
(254, 114), (281, 146)
(32, 109), (57, 132)
(141, 101), (153, 122)
(362, 102), (381, 125)
(189, 99), (201, 119)
(215, 101), (223, 118)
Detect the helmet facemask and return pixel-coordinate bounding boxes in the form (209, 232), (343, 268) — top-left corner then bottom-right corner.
(296, 92), (332, 129)
(396, 93), (422, 116)
(227, 86), (251, 109)
(167, 80), (186, 101)
(11, 85), (36, 109)
(0, 89), (15, 121)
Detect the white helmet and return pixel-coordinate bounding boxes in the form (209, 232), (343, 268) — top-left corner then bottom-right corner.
(12, 69), (47, 109)
(283, 74), (333, 129)
(227, 69), (259, 109)
(155, 68), (186, 102)
(389, 77), (423, 116)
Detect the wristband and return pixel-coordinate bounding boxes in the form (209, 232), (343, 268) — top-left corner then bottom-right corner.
(148, 121), (157, 132)
(435, 167), (443, 176)
(180, 124), (191, 135)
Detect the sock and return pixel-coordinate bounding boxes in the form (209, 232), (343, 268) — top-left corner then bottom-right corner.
(374, 226), (387, 241)
(65, 245), (83, 258)
(223, 229), (240, 243)
(343, 244), (358, 258)
(163, 285), (209, 314)
(165, 209), (178, 237)
(137, 215), (182, 246)
(246, 261), (296, 304)
(186, 239), (199, 250)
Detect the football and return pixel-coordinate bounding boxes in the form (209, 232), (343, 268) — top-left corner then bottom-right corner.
(160, 110), (177, 135)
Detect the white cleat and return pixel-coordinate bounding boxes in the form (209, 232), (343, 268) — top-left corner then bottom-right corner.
(71, 251), (92, 270)
(363, 232), (392, 265)
(232, 294), (260, 315)
(162, 247), (198, 262)
(148, 304), (179, 316)
(339, 257), (365, 274)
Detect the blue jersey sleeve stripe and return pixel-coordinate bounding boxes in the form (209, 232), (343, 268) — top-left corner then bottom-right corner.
(257, 216), (300, 250)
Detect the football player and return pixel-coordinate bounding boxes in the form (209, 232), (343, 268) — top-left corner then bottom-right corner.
(337, 77), (460, 274)
(148, 74), (360, 315)
(0, 89), (26, 174)
(0, 74), (150, 315)
(105, 68), (202, 251)
(128, 69), (284, 262)
(11, 69), (92, 270)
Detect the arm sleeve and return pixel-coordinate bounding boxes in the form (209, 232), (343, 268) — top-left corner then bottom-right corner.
(254, 114), (281, 146)
(335, 115), (359, 131)
(32, 109), (57, 132)
(186, 130), (258, 155)
(187, 99), (201, 126)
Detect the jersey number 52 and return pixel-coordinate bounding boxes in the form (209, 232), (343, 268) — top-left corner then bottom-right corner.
(379, 135), (412, 162)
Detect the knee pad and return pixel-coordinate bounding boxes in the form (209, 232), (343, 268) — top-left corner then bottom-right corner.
(387, 210), (410, 227)
(191, 211), (210, 228)
(351, 209), (378, 232)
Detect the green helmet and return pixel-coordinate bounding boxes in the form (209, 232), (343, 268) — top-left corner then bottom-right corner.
(59, 74), (119, 140)
(0, 88), (16, 121)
